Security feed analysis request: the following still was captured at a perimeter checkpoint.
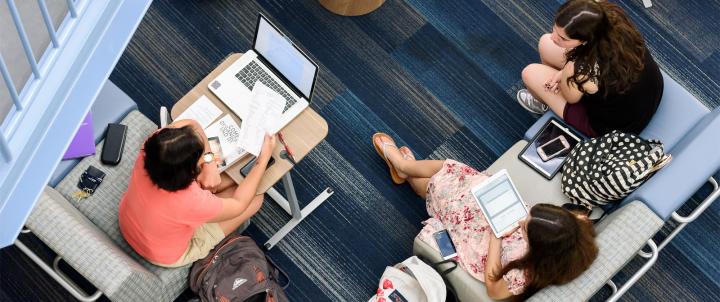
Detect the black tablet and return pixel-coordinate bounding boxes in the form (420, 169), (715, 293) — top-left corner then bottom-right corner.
(518, 117), (585, 180)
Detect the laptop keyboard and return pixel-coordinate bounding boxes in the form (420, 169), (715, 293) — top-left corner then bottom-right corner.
(234, 61), (296, 112)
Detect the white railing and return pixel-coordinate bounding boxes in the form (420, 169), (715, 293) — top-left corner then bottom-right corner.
(0, 0), (82, 162)
(0, 0), (153, 248)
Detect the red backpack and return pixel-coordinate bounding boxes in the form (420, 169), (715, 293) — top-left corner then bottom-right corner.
(189, 235), (289, 302)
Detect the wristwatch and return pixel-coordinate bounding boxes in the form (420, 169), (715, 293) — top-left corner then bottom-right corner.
(202, 152), (215, 165)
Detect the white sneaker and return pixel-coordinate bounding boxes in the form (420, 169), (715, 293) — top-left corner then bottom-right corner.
(516, 89), (548, 114)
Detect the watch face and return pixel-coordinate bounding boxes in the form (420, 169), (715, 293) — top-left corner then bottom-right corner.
(203, 153), (215, 163)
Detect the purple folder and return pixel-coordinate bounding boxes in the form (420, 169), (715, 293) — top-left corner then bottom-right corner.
(63, 113), (95, 160)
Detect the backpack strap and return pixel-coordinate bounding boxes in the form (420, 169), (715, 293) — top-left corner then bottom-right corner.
(265, 255), (290, 290)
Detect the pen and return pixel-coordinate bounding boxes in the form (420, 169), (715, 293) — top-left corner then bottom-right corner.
(277, 132), (297, 164)
(277, 132), (293, 156)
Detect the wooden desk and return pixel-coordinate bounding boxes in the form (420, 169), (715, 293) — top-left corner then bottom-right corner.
(172, 53), (333, 249)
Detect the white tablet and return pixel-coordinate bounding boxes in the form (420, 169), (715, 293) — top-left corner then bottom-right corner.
(470, 169), (529, 238)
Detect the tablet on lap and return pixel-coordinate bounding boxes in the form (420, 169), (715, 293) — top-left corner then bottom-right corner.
(471, 169), (529, 238)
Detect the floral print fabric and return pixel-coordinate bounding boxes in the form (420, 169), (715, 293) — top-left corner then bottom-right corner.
(417, 160), (528, 295)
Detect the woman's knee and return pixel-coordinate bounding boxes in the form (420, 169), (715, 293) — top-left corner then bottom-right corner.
(521, 63), (542, 84)
(538, 33), (553, 51)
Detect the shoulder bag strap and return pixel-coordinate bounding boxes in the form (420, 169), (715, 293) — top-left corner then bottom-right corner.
(432, 259), (458, 277)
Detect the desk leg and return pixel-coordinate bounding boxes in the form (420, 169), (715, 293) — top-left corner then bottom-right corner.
(264, 173), (334, 250)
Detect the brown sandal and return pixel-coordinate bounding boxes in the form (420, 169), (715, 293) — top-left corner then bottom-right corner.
(373, 133), (405, 184)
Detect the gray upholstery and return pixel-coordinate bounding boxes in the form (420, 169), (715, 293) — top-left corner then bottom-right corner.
(486, 141), (571, 207)
(27, 111), (190, 302)
(413, 141), (664, 301)
(49, 80), (139, 186)
(529, 200), (663, 301)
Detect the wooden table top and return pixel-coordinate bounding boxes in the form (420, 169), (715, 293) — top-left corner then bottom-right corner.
(171, 53), (328, 194)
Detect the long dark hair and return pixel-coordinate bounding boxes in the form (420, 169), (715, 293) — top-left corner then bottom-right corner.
(143, 126), (204, 191)
(556, 0), (646, 96)
(491, 204), (598, 300)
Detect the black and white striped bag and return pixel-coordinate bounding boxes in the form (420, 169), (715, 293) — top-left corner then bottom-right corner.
(561, 131), (671, 207)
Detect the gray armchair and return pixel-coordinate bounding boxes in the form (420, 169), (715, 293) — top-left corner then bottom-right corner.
(18, 82), (191, 302)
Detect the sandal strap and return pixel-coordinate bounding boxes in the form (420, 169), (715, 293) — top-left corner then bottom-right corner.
(379, 140), (397, 158)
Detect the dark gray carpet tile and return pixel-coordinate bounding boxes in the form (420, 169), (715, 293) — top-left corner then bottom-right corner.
(427, 126), (501, 172)
(247, 142), (421, 301)
(608, 242), (720, 302)
(617, 0), (720, 108)
(258, 0), (463, 157)
(393, 24), (534, 155)
(406, 0), (550, 90)
(319, 89), (429, 221)
(348, 0), (428, 53)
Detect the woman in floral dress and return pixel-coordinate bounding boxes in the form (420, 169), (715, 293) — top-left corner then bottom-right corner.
(373, 133), (598, 300)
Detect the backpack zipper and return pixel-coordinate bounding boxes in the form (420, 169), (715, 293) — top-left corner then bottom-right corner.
(194, 236), (244, 288)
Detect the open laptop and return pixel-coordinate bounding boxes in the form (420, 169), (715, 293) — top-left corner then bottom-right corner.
(208, 14), (318, 131)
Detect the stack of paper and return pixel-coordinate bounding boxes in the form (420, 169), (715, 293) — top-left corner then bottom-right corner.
(205, 114), (247, 171)
(237, 82), (285, 156)
(175, 95), (223, 128)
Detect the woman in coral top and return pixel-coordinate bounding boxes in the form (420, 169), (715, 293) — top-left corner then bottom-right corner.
(119, 119), (275, 267)
(373, 133), (598, 300)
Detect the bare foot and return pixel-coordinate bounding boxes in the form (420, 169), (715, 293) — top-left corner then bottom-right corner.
(374, 135), (407, 179)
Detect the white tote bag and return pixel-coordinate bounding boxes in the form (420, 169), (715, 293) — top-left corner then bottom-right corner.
(368, 256), (446, 302)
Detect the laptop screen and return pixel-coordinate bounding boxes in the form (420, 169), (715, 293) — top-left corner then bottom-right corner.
(254, 15), (318, 99)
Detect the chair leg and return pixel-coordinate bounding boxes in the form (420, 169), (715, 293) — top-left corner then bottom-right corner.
(14, 239), (103, 302)
(606, 239), (658, 302)
(638, 177), (720, 258)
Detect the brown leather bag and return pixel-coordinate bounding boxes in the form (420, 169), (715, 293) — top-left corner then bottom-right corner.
(189, 235), (289, 302)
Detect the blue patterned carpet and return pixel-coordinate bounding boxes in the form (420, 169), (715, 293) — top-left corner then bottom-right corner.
(2, 0), (720, 301)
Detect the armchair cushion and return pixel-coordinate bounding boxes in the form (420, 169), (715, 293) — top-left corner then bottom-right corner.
(41, 110), (189, 302)
(639, 71), (709, 150)
(486, 141), (571, 207)
(49, 80), (139, 186)
(529, 201), (663, 301)
(624, 107), (720, 219)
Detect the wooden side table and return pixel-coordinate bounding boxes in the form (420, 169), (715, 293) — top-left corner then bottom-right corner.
(318, 0), (385, 16)
(172, 53), (334, 249)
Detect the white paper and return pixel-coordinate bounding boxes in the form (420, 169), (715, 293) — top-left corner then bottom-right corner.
(205, 114), (247, 171)
(175, 95), (223, 129)
(237, 82), (285, 155)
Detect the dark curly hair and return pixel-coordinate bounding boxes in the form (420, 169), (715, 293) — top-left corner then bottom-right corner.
(143, 126), (204, 191)
(490, 204), (598, 300)
(556, 0), (646, 96)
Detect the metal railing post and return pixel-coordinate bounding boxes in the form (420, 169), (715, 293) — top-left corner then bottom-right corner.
(6, 0), (41, 78)
(37, 0), (60, 48)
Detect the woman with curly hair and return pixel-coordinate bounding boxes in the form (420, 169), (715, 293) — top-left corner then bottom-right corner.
(518, 0), (663, 137)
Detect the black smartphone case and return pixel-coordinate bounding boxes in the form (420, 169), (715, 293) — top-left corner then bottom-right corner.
(240, 157), (275, 176)
(101, 123), (127, 165)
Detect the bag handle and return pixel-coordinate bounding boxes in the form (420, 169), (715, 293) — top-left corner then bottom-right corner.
(432, 259), (458, 277)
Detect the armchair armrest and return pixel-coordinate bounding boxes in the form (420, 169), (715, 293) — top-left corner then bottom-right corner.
(625, 107), (720, 220)
(25, 187), (163, 302)
(529, 201), (663, 301)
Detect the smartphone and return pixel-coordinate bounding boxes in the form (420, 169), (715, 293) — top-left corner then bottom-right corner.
(240, 156), (275, 177)
(433, 230), (457, 260)
(101, 123), (127, 165)
(537, 135), (570, 162)
(207, 137), (227, 169)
